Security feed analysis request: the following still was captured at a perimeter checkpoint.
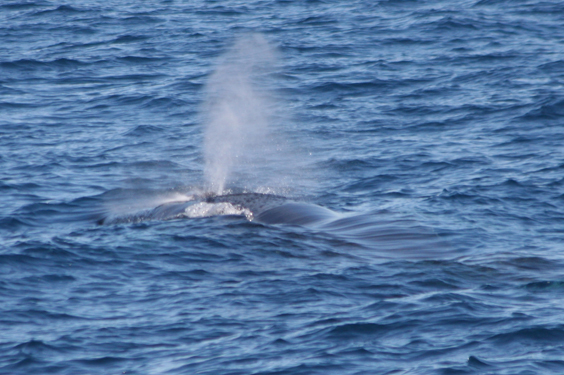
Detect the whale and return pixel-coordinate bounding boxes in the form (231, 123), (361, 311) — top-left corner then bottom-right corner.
(95, 191), (451, 258)
(97, 192), (337, 226)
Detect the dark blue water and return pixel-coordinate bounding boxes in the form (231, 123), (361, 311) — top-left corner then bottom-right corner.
(2, 1), (564, 374)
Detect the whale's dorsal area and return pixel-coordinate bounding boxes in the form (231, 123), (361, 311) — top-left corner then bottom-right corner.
(206, 193), (337, 225)
(98, 192), (336, 225)
(256, 202), (338, 225)
(206, 193), (288, 215)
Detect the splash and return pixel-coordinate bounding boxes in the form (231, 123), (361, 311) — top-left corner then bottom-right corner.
(183, 202), (253, 221)
(201, 33), (289, 195)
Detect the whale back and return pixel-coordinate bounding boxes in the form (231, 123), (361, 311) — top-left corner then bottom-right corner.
(98, 191), (337, 227)
(206, 193), (288, 216)
(256, 202), (337, 225)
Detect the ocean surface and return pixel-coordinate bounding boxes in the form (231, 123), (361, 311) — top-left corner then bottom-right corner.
(2, 1), (564, 374)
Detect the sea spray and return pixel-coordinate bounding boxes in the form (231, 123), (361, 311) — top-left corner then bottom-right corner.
(201, 34), (294, 195)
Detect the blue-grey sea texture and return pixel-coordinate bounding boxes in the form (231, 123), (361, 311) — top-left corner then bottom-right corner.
(2, 1), (564, 374)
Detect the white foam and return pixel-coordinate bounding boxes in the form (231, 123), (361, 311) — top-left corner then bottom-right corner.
(181, 202), (253, 220)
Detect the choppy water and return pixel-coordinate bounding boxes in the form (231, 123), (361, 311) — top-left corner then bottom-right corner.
(2, 1), (564, 374)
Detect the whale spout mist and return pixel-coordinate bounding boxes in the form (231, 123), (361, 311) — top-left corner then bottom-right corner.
(202, 33), (284, 195)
